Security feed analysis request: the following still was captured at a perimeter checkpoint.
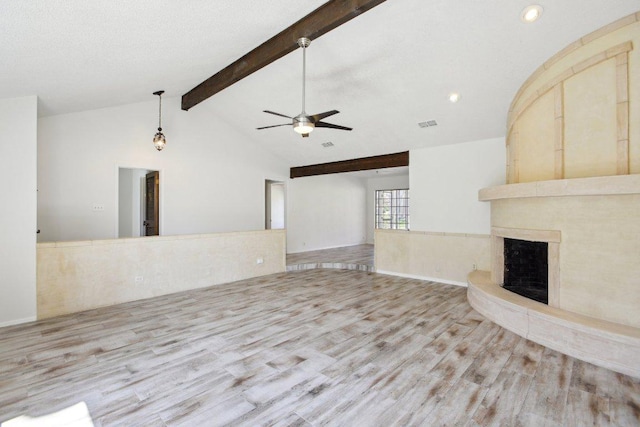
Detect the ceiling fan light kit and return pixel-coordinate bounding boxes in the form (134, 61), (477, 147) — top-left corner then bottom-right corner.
(257, 37), (352, 138)
(293, 114), (314, 136)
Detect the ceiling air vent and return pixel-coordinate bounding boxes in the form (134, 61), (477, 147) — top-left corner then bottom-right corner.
(322, 142), (334, 148)
(418, 120), (438, 128)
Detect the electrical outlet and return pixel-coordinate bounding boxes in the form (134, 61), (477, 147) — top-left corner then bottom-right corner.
(473, 263), (477, 271)
(134, 276), (143, 283)
(256, 258), (264, 265)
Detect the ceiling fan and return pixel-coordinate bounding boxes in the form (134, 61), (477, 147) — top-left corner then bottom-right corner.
(257, 37), (352, 138)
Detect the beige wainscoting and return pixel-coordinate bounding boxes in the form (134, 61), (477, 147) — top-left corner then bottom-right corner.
(374, 229), (490, 286)
(37, 230), (286, 319)
(506, 13), (640, 183)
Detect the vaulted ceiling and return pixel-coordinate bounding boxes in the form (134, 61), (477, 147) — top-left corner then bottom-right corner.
(2, 1), (638, 165)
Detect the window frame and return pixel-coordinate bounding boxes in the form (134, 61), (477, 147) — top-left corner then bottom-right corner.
(375, 188), (410, 231)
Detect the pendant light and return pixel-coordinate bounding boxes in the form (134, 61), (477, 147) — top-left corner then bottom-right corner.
(152, 90), (166, 151)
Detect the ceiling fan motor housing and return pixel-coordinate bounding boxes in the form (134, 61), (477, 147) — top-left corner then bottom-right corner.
(293, 113), (315, 135)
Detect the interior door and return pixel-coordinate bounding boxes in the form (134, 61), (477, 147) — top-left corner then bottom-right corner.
(265, 180), (285, 230)
(144, 171), (159, 236)
(270, 183), (285, 229)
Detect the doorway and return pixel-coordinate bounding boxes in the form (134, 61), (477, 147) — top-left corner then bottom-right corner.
(118, 168), (160, 238)
(265, 180), (285, 230)
(144, 171), (160, 236)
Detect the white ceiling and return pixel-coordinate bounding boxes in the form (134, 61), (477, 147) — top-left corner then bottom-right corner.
(2, 1), (638, 166)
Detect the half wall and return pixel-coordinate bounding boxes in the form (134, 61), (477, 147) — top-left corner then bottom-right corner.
(37, 230), (286, 318)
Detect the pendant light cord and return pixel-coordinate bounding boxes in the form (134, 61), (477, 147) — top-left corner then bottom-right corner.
(158, 93), (163, 131)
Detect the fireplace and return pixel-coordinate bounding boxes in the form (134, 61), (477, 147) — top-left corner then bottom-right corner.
(503, 238), (548, 304)
(491, 226), (560, 308)
(470, 178), (640, 379)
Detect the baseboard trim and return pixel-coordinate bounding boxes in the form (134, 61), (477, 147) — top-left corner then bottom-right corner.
(375, 270), (467, 288)
(0, 316), (37, 328)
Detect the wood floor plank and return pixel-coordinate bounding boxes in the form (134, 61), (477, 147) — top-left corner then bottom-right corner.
(377, 369), (457, 425)
(563, 388), (611, 426)
(462, 328), (521, 387)
(234, 374), (327, 426)
(519, 348), (575, 424)
(473, 369), (534, 426)
(419, 377), (488, 426)
(502, 336), (546, 377)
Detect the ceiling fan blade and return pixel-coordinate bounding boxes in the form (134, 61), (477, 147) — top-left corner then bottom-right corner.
(310, 110), (340, 122)
(256, 123), (291, 130)
(263, 110), (292, 119)
(315, 121), (353, 131)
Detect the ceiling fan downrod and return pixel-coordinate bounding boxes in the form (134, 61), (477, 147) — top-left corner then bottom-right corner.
(298, 37), (311, 114)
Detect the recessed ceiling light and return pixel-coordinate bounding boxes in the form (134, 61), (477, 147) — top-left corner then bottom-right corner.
(521, 5), (543, 23)
(449, 93), (460, 103)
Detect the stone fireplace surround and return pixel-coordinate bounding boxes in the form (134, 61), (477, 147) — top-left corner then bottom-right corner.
(468, 175), (640, 378)
(466, 12), (640, 378)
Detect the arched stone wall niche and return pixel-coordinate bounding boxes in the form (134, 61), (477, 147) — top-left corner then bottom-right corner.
(506, 12), (640, 184)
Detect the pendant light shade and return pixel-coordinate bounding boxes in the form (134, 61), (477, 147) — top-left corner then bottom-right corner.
(153, 130), (166, 151)
(153, 90), (166, 151)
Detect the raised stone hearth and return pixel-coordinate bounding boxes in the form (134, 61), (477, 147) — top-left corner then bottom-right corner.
(468, 270), (640, 378)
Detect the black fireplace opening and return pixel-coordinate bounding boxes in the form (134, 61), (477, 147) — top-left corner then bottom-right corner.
(503, 238), (548, 304)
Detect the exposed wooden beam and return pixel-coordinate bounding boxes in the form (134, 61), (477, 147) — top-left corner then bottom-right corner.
(290, 151), (409, 179)
(181, 0), (387, 111)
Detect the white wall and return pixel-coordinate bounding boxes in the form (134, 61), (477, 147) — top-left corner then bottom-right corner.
(0, 96), (38, 326)
(118, 168), (149, 238)
(287, 174), (367, 253)
(365, 174), (410, 244)
(37, 97), (289, 242)
(410, 137), (506, 234)
(118, 168), (133, 237)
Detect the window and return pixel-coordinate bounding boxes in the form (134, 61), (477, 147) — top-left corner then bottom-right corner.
(375, 189), (409, 230)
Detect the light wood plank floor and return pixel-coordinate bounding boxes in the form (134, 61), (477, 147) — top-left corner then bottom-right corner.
(1, 270), (639, 426)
